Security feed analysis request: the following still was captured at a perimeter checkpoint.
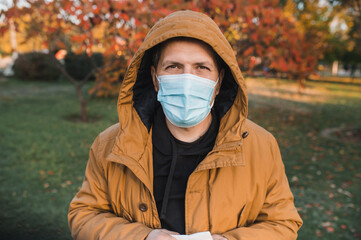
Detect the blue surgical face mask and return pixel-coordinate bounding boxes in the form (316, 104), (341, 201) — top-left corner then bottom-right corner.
(157, 73), (218, 128)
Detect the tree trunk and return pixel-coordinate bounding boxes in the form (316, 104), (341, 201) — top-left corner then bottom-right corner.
(75, 85), (88, 122)
(297, 78), (305, 94)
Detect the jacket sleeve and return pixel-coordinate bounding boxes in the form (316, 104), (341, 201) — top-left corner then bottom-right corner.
(222, 137), (303, 240)
(68, 136), (153, 240)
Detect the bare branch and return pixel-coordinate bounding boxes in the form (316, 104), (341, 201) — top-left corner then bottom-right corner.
(84, 58), (119, 103)
(85, 80), (102, 103)
(49, 53), (79, 86)
(78, 67), (97, 86)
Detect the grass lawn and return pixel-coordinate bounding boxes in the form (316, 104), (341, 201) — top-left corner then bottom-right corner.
(0, 77), (360, 239)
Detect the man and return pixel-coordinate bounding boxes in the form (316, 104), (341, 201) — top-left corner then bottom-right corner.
(68, 10), (302, 240)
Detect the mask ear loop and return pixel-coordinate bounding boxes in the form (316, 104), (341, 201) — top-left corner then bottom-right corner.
(155, 74), (161, 93)
(210, 76), (220, 108)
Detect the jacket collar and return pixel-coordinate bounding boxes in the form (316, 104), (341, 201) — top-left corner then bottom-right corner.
(106, 111), (247, 194)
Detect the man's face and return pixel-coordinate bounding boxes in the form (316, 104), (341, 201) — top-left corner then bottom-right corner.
(151, 39), (223, 98)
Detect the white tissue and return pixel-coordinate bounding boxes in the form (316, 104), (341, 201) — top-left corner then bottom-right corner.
(171, 231), (213, 240)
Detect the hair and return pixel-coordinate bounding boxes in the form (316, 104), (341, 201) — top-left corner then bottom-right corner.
(151, 37), (225, 72)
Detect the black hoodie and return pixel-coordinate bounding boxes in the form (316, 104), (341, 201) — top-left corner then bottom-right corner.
(152, 105), (219, 234)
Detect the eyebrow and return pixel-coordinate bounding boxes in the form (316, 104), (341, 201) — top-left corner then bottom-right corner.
(194, 61), (214, 67)
(161, 60), (182, 67)
(161, 60), (215, 67)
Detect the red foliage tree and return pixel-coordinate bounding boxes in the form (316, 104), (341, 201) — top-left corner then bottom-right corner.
(192, 0), (317, 86)
(0, 0), (151, 121)
(1, 0), (320, 104)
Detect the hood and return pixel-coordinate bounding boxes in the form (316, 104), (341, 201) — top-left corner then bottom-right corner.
(114, 10), (248, 161)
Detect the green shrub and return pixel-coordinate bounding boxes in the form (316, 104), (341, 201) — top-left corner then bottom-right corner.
(64, 52), (103, 81)
(12, 52), (61, 81)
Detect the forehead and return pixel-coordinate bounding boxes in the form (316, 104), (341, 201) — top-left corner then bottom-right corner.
(159, 38), (217, 64)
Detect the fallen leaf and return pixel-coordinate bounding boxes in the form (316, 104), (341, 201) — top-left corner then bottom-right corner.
(326, 226), (334, 233)
(325, 210), (333, 215)
(327, 174), (334, 179)
(315, 229), (322, 237)
(335, 202), (344, 208)
(321, 222), (332, 227)
(291, 176), (299, 182)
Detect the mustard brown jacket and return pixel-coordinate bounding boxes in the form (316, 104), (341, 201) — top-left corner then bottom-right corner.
(68, 10), (302, 240)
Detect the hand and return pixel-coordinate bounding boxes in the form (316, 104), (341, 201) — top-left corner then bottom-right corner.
(146, 229), (180, 240)
(212, 234), (228, 240)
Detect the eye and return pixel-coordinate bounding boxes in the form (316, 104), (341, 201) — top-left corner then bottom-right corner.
(198, 65), (210, 71)
(166, 65), (178, 70)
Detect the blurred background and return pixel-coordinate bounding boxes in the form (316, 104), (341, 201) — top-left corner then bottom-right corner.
(0, 0), (360, 239)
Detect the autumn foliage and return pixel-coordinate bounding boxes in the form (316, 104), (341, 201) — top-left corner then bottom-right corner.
(1, 0), (320, 97)
(226, 3), (316, 81)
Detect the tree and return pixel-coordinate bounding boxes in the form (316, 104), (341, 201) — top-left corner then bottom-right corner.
(144, 0), (320, 84)
(327, 0), (361, 65)
(284, 0), (361, 73)
(0, 0), (135, 121)
(159, 0), (321, 83)
(182, 0), (317, 85)
(1, 0), (324, 102)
